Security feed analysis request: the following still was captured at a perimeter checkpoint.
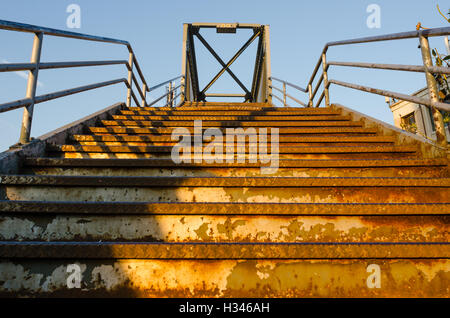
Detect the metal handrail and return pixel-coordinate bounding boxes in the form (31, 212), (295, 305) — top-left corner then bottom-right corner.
(148, 76), (183, 92)
(327, 61), (450, 75)
(0, 19), (152, 144)
(148, 82), (182, 107)
(0, 20), (148, 87)
(269, 78), (308, 107)
(273, 26), (450, 146)
(0, 60), (129, 72)
(0, 78), (128, 113)
(271, 77), (307, 93)
(269, 85), (307, 107)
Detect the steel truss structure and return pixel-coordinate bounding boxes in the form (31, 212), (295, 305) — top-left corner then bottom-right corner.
(180, 23), (272, 103)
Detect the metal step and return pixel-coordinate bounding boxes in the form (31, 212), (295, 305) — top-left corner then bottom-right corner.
(2, 176), (448, 203)
(0, 241), (448, 259)
(71, 135), (396, 143)
(87, 126), (379, 135)
(50, 144), (414, 154)
(100, 120), (364, 127)
(24, 157), (446, 168)
(0, 202), (447, 242)
(2, 175), (447, 187)
(1, 201), (448, 215)
(22, 158), (448, 177)
(23, 166), (447, 178)
(111, 115), (352, 121)
(54, 152), (417, 160)
(134, 105), (331, 111)
(1, 258), (448, 297)
(120, 109), (343, 116)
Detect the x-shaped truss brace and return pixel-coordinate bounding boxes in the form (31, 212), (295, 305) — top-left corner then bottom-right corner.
(186, 25), (264, 102)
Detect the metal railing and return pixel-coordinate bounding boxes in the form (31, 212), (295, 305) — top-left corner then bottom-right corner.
(269, 77), (308, 107)
(147, 76), (183, 107)
(0, 19), (153, 145)
(271, 26), (450, 146)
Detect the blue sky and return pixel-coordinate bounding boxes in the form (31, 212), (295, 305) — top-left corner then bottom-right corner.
(0, 0), (449, 151)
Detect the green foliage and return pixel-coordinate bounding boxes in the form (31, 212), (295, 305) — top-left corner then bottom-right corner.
(401, 121), (417, 134)
(432, 5), (450, 101)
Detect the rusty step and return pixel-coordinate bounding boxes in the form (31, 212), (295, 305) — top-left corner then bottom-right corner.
(180, 101), (270, 107)
(48, 144), (416, 154)
(2, 201), (447, 243)
(71, 135), (395, 143)
(1, 258), (448, 297)
(73, 141), (396, 148)
(87, 126), (379, 135)
(5, 182), (446, 203)
(52, 152), (418, 160)
(24, 157), (446, 168)
(111, 115), (352, 121)
(23, 165), (448, 178)
(134, 105), (324, 111)
(1, 213), (446, 243)
(120, 109), (343, 116)
(100, 120), (364, 128)
(3, 175), (448, 203)
(22, 158), (449, 178)
(132, 107), (343, 113)
(2, 175), (447, 187)
(0, 241), (448, 259)
(1, 200), (448, 215)
(2, 214), (447, 243)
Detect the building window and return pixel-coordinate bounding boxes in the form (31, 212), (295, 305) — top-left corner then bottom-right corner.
(400, 112), (417, 133)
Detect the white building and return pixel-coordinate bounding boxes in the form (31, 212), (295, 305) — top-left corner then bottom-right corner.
(388, 87), (450, 141)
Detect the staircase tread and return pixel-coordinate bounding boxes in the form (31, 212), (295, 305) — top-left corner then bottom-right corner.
(112, 115), (352, 121)
(1, 175), (449, 187)
(120, 110), (343, 116)
(1, 200), (448, 215)
(23, 157), (447, 167)
(49, 144), (417, 154)
(100, 120), (364, 127)
(71, 135), (395, 142)
(0, 241), (447, 259)
(87, 126), (379, 134)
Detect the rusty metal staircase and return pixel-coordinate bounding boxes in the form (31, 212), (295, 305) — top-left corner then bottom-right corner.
(0, 101), (449, 297)
(0, 21), (449, 297)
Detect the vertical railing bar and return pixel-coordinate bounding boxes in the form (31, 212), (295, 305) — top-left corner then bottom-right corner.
(19, 32), (43, 144)
(126, 52), (134, 107)
(307, 83), (312, 107)
(141, 83), (147, 107)
(282, 82), (286, 106)
(419, 32), (447, 146)
(321, 52), (330, 107)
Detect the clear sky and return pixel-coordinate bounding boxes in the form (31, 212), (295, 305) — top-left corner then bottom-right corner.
(0, 0), (449, 151)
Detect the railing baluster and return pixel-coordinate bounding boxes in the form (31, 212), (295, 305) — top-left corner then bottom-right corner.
(419, 32), (447, 147)
(141, 83), (147, 107)
(307, 84), (312, 107)
(126, 52), (134, 107)
(321, 52), (330, 107)
(19, 32), (43, 144)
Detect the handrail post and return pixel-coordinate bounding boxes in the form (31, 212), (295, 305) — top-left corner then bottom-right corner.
(419, 32), (447, 146)
(167, 82), (173, 107)
(19, 32), (43, 144)
(307, 83), (313, 107)
(141, 83), (147, 107)
(126, 51), (134, 107)
(321, 52), (330, 107)
(172, 83), (176, 107)
(282, 82), (286, 106)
